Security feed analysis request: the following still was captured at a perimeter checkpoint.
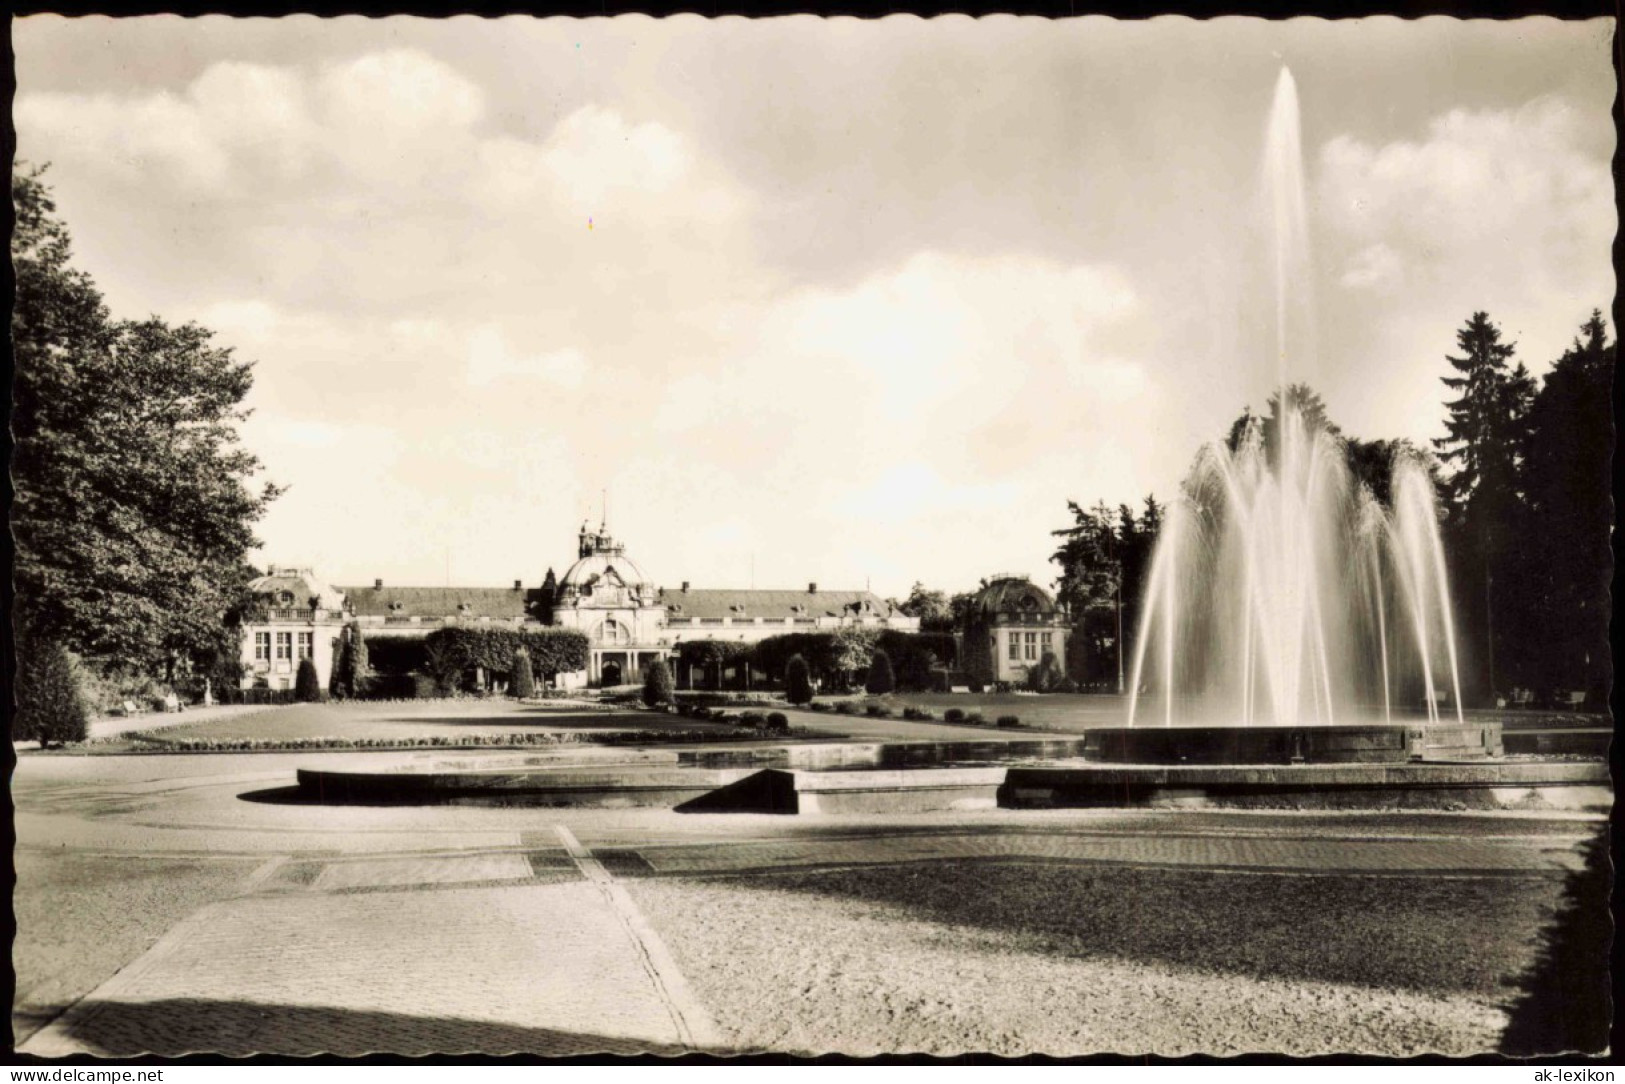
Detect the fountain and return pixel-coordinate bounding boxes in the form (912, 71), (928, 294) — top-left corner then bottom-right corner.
(1085, 67), (1497, 766)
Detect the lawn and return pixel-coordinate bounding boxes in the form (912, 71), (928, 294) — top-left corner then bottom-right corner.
(813, 692), (1130, 733)
(133, 699), (737, 745)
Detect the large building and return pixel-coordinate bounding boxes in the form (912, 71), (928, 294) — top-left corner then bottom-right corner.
(238, 522), (919, 691)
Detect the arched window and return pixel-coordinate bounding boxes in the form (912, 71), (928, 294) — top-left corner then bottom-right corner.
(596, 619), (631, 645)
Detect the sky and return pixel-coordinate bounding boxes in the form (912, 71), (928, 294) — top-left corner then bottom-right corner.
(14, 15), (1615, 600)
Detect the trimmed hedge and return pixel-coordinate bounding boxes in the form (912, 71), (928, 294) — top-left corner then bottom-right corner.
(944, 708), (966, 723)
(423, 626), (590, 685)
(902, 707), (935, 721)
(996, 714), (1021, 728)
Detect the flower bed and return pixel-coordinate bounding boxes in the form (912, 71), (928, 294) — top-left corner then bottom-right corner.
(126, 726), (827, 753)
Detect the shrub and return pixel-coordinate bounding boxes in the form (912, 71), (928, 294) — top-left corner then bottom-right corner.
(294, 658), (322, 702)
(996, 714), (1021, 728)
(834, 700), (861, 714)
(808, 702), (829, 712)
(1056, 678), (1080, 694)
(765, 711), (789, 732)
(643, 658), (675, 708)
(864, 703), (894, 718)
(71, 662), (162, 716)
(785, 654), (814, 706)
(738, 710), (767, 727)
(967, 681), (985, 694)
(865, 649), (895, 696)
(944, 708), (966, 723)
(965, 711), (986, 725)
(1028, 651), (1064, 693)
(512, 647), (536, 699)
(16, 636), (90, 747)
(902, 707), (935, 721)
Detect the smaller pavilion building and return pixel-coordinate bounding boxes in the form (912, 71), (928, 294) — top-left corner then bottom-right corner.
(961, 573), (1070, 686)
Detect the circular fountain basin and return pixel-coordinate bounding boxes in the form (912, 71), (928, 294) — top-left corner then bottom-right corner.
(1082, 721), (1503, 765)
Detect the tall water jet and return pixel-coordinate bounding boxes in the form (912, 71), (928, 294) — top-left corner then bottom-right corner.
(1125, 68), (1465, 729)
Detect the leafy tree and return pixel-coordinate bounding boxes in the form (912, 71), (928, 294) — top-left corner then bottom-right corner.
(1433, 312), (1537, 699)
(12, 166), (279, 681)
(642, 657), (674, 708)
(947, 591), (978, 629)
(900, 583), (954, 632)
(512, 647), (536, 699)
(785, 654), (814, 705)
(15, 632), (91, 747)
(294, 657), (322, 702)
(829, 627), (878, 690)
(865, 649), (895, 696)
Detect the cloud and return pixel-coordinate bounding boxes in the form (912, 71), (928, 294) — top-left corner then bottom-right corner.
(1309, 94), (1615, 444)
(1318, 96), (1612, 305)
(465, 325), (588, 389)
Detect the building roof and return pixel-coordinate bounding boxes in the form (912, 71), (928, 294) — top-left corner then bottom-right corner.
(341, 585), (539, 620)
(558, 553), (653, 592)
(970, 575), (1061, 617)
(661, 588), (903, 621)
(250, 567), (345, 610)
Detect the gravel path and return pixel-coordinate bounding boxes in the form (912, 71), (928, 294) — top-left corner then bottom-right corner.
(12, 850), (261, 1044)
(628, 861), (1567, 1056)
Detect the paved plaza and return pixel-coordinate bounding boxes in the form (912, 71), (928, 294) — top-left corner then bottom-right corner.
(12, 746), (1606, 1057)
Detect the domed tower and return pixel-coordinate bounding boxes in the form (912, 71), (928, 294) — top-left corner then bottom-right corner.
(963, 573), (1069, 688)
(551, 522), (667, 688)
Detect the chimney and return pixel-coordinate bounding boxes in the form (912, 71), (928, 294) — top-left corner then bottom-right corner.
(513, 579), (522, 591)
(266, 563), (277, 575)
(681, 581), (690, 592)
(808, 582), (818, 593)
(374, 578), (383, 589)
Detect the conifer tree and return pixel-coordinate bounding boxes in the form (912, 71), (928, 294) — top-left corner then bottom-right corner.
(642, 658), (675, 708)
(294, 658), (321, 702)
(865, 649), (895, 696)
(512, 647), (536, 699)
(785, 654), (814, 705)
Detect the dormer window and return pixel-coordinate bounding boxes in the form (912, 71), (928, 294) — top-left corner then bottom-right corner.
(277, 591), (294, 605)
(388, 601), (404, 613)
(458, 603), (472, 613)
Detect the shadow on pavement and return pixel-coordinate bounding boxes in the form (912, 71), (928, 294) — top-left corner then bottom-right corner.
(47, 998), (693, 1057)
(238, 786), (325, 805)
(642, 849), (1579, 1000)
(1499, 828), (1613, 1056)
